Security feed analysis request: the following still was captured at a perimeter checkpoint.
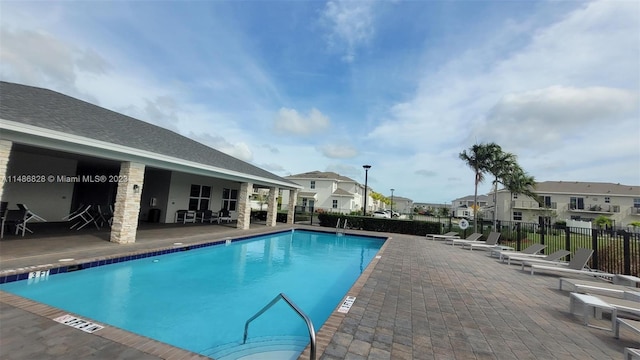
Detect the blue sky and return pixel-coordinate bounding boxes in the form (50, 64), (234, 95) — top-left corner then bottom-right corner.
(1, 0), (638, 204)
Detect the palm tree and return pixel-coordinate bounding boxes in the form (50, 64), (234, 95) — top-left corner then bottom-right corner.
(503, 168), (537, 222)
(484, 145), (518, 230)
(459, 143), (496, 232)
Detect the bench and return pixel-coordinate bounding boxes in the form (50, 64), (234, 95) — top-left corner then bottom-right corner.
(569, 292), (617, 331)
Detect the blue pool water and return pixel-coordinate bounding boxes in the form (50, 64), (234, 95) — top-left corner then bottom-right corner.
(0, 230), (384, 358)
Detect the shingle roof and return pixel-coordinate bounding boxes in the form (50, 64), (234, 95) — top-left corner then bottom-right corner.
(332, 188), (353, 196)
(0, 81), (296, 187)
(533, 181), (639, 196)
(287, 170), (357, 183)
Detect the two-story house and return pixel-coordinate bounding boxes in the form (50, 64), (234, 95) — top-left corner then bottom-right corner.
(280, 171), (372, 213)
(488, 181), (640, 226)
(452, 195), (489, 219)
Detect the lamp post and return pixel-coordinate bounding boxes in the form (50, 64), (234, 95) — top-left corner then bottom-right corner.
(362, 165), (371, 216)
(390, 188), (395, 216)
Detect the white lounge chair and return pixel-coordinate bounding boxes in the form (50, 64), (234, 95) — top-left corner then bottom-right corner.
(527, 248), (614, 280)
(559, 277), (640, 301)
(490, 243), (546, 259)
(504, 249), (571, 265)
(461, 232), (509, 251)
(445, 232), (483, 246)
(426, 231), (459, 241)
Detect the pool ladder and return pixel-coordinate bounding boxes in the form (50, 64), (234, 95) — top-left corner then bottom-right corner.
(336, 218), (347, 234)
(243, 292), (316, 360)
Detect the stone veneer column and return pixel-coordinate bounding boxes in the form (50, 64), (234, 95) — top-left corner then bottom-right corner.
(236, 182), (253, 230)
(265, 187), (279, 227)
(110, 162), (145, 244)
(287, 189), (298, 224)
(0, 140), (12, 202)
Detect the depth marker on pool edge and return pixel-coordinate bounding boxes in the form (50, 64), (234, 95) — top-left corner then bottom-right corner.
(54, 314), (104, 333)
(337, 296), (356, 313)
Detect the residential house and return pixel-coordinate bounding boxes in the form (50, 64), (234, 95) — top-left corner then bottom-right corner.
(280, 171), (383, 214)
(488, 181), (640, 227)
(0, 81), (301, 244)
(452, 195), (489, 219)
(389, 196), (413, 215)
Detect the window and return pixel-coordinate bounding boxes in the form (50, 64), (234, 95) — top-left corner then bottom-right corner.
(310, 181), (315, 189)
(302, 198), (308, 207)
(634, 198), (640, 208)
(513, 211), (522, 221)
(222, 188), (238, 211)
(189, 185), (211, 211)
(332, 200), (338, 209)
(538, 196), (552, 207)
(570, 197), (584, 210)
(604, 197), (610, 203)
(512, 194), (518, 199)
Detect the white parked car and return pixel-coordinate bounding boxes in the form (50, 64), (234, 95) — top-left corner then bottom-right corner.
(372, 210), (390, 218)
(384, 209), (400, 218)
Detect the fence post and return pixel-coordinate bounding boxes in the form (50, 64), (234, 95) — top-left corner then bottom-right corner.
(539, 217), (545, 251)
(565, 227), (571, 262)
(591, 228), (599, 271)
(516, 222), (521, 252)
(623, 231), (631, 275)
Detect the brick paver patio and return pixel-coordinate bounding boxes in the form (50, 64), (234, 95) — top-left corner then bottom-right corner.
(0, 224), (637, 359)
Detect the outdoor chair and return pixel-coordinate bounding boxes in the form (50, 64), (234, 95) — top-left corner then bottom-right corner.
(426, 231), (459, 241)
(504, 249), (571, 265)
(218, 209), (232, 223)
(175, 210), (196, 224)
(16, 203), (46, 234)
(1, 207), (28, 238)
(559, 277), (640, 301)
(490, 243), (546, 259)
(200, 210), (220, 224)
(461, 232), (507, 251)
(444, 232), (482, 246)
(68, 205), (99, 230)
(95, 205), (113, 228)
(527, 248), (614, 280)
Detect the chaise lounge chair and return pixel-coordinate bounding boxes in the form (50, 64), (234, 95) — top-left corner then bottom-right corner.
(426, 231), (459, 241)
(490, 243), (546, 259)
(558, 277), (640, 301)
(461, 232), (511, 251)
(527, 248), (614, 280)
(504, 249), (571, 265)
(445, 232), (482, 246)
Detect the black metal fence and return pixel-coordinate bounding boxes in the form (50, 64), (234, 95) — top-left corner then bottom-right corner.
(460, 220), (639, 277)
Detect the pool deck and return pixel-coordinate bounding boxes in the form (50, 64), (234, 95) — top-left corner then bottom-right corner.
(1, 223), (638, 359)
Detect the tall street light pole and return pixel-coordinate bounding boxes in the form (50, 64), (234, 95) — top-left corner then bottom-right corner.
(363, 165), (371, 216)
(390, 188), (395, 216)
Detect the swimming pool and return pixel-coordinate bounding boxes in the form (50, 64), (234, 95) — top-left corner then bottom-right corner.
(0, 229), (384, 359)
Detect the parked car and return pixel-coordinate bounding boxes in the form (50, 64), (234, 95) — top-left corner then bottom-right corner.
(384, 209), (400, 218)
(372, 210), (391, 218)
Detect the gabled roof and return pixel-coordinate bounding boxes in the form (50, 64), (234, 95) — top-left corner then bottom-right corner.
(332, 188), (354, 197)
(532, 181), (639, 196)
(454, 195), (490, 202)
(0, 81), (298, 188)
(287, 170), (357, 183)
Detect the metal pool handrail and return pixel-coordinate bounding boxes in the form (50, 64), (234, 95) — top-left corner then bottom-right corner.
(243, 292), (316, 360)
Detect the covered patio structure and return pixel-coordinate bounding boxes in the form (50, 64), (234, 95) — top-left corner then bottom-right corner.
(0, 81), (301, 246)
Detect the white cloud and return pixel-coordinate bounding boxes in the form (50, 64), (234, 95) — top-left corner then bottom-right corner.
(317, 143), (358, 159)
(478, 86), (639, 149)
(273, 107), (330, 135)
(321, 0), (376, 62)
(188, 132), (253, 162)
(366, 0), (640, 196)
